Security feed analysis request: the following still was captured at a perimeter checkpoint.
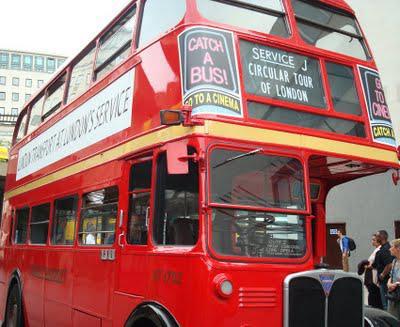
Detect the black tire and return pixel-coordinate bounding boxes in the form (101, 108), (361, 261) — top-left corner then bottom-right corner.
(125, 304), (178, 327)
(5, 284), (23, 327)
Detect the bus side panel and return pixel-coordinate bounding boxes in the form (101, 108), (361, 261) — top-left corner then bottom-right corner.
(72, 250), (115, 318)
(23, 247), (46, 326)
(44, 249), (74, 327)
(111, 292), (143, 327)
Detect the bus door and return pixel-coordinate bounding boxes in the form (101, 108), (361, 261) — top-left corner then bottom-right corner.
(113, 157), (153, 325)
(72, 184), (119, 325)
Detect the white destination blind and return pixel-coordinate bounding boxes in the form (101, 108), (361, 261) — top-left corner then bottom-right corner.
(17, 68), (135, 181)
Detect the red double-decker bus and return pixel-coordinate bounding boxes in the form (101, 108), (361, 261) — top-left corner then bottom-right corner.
(0, 0), (398, 326)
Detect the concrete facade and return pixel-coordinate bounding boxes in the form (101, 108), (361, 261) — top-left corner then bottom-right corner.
(0, 49), (66, 147)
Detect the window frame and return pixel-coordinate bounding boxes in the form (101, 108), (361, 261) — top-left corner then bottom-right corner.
(26, 93), (45, 134)
(42, 73), (67, 121)
(127, 159), (153, 246)
(291, 0), (371, 60)
(13, 207), (30, 245)
(51, 194), (79, 246)
(196, 0), (290, 38)
(78, 186), (119, 247)
(65, 43), (97, 104)
(153, 150), (200, 247)
(94, 3), (137, 81)
(12, 109), (28, 145)
(29, 203), (51, 245)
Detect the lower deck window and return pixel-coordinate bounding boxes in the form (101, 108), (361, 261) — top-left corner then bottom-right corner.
(30, 203), (50, 244)
(79, 187), (118, 245)
(14, 208), (29, 244)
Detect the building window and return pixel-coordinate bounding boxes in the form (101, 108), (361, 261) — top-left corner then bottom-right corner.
(0, 52), (9, 69)
(35, 56), (45, 72)
(0, 76), (6, 85)
(25, 94), (31, 102)
(11, 54), (21, 69)
(57, 58), (65, 68)
(23, 55), (33, 70)
(12, 77), (19, 86)
(25, 78), (32, 87)
(37, 80), (44, 88)
(47, 58), (56, 73)
(11, 108), (18, 116)
(0, 92), (5, 101)
(0, 107), (4, 115)
(12, 93), (19, 102)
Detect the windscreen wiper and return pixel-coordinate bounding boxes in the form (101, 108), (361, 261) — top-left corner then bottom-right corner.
(213, 148), (262, 168)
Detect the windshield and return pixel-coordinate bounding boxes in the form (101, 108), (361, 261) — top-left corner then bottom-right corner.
(210, 148), (306, 210)
(211, 208), (306, 258)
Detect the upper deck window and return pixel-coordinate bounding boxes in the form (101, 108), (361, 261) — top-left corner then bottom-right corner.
(14, 112), (28, 144)
(197, 0), (289, 37)
(27, 96), (44, 134)
(326, 62), (361, 116)
(67, 46), (96, 103)
(291, 0), (369, 60)
(95, 5), (136, 80)
(42, 74), (66, 120)
(138, 0), (186, 47)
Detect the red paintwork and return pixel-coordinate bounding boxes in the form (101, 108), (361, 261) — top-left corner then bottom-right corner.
(0, 1), (398, 326)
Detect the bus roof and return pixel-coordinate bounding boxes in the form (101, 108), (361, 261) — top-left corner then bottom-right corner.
(320, 0), (354, 13)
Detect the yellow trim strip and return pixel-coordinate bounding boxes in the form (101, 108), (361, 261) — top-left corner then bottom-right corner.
(207, 121), (399, 164)
(5, 121), (398, 200)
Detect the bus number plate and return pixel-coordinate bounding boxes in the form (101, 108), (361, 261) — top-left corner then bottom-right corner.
(101, 249), (116, 261)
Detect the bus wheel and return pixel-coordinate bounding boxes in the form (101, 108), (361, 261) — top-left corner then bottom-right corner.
(5, 284), (23, 327)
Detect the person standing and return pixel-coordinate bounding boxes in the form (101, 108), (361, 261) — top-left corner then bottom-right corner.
(387, 239), (400, 319)
(365, 234), (383, 309)
(373, 230), (394, 310)
(337, 229), (350, 272)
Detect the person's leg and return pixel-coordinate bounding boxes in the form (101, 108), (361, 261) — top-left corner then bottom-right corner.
(380, 283), (388, 310)
(388, 300), (396, 317)
(342, 254), (349, 272)
(368, 284), (383, 309)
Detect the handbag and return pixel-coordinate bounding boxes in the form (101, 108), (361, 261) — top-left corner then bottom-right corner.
(386, 259), (400, 302)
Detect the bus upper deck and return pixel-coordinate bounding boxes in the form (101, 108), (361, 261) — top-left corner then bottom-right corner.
(6, 0), (399, 194)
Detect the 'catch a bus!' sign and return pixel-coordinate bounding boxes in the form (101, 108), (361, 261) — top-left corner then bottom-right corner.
(358, 66), (396, 147)
(179, 26), (242, 117)
(16, 68), (135, 180)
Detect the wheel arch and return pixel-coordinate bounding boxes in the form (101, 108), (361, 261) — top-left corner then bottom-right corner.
(125, 302), (179, 327)
(2, 269), (24, 324)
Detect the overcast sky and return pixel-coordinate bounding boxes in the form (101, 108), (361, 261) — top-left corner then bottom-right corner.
(1, 0), (399, 137)
(0, 0), (131, 56)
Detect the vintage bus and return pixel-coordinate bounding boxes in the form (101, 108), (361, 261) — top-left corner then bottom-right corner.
(0, 0), (398, 326)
